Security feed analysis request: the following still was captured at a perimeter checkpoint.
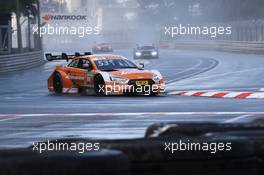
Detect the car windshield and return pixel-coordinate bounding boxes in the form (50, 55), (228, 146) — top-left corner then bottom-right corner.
(94, 59), (138, 71)
(139, 46), (155, 50)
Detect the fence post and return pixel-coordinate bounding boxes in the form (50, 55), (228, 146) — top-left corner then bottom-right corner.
(236, 26), (239, 41)
(27, 13), (31, 51)
(261, 24), (264, 41)
(247, 26), (250, 41)
(245, 26), (248, 41)
(240, 27), (243, 41)
(8, 21), (12, 54)
(255, 24), (258, 41)
(250, 26), (253, 41)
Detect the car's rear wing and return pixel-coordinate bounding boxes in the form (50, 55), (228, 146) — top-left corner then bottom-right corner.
(45, 52), (92, 61)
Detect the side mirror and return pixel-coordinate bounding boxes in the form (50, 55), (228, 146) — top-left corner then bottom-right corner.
(138, 62), (144, 70)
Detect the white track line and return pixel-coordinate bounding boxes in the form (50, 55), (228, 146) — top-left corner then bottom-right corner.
(0, 112), (264, 118)
(168, 90), (264, 99)
(223, 115), (253, 123)
(0, 116), (24, 122)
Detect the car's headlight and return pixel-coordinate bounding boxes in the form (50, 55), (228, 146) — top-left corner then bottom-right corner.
(110, 76), (129, 83)
(151, 51), (157, 56)
(135, 52), (141, 56)
(152, 73), (160, 81)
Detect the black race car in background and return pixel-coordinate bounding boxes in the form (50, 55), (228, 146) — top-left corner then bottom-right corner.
(133, 44), (159, 59)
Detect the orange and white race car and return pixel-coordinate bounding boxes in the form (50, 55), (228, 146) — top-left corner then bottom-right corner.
(46, 53), (165, 96)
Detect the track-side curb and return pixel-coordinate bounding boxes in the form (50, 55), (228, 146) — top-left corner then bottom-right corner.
(168, 90), (264, 99)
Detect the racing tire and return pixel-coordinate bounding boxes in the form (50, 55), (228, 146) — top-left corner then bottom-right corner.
(53, 73), (63, 94)
(94, 75), (106, 96)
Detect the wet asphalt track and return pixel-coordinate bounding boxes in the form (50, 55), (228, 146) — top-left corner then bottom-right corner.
(0, 49), (264, 148)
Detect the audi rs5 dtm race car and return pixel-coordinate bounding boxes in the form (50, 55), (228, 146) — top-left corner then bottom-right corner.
(46, 53), (165, 96)
(133, 44), (159, 59)
(92, 42), (113, 53)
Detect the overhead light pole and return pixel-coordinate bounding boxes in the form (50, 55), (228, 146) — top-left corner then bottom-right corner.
(37, 0), (42, 50)
(16, 0), (22, 52)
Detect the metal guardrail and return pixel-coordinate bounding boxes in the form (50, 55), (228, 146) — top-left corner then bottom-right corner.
(0, 51), (44, 73)
(160, 40), (264, 54)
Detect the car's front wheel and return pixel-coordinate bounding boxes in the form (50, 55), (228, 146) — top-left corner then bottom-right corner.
(94, 75), (106, 96)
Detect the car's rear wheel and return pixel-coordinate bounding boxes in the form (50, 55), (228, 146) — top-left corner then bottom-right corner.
(53, 72), (63, 94)
(94, 75), (106, 96)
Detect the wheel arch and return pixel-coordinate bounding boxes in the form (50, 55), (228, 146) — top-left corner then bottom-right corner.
(95, 72), (111, 83)
(48, 70), (70, 92)
(151, 70), (163, 79)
